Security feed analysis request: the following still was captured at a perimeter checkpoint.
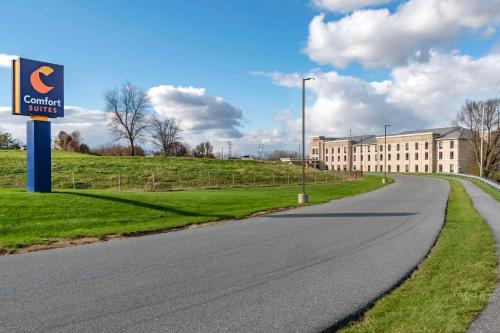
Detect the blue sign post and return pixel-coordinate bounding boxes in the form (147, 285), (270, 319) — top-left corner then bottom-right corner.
(12, 58), (64, 192)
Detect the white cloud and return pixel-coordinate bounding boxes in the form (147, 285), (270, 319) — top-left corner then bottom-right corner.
(255, 49), (500, 140)
(305, 0), (500, 68)
(312, 0), (394, 13)
(0, 54), (17, 68)
(148, 85), (244, 143)
(0, 106), (109, 147)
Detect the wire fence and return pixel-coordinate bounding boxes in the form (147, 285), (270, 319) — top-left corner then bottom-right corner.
(1, 170), (364, 191)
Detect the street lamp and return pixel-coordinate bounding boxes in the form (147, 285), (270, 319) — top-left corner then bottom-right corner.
(384, 124), (391, 183)
(480, 107), (485, 178)
(299, 77), (315, 204)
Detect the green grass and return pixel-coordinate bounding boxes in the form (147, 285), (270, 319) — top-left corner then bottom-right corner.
(339, 179), (497, 333)
(0, 150), (344, 190)
(471, 179), (500, 202)
(0, 175), (387, 253)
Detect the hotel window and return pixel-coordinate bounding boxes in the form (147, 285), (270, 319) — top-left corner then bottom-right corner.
(439, 164), (443, 172)
(405, 165), (409, 172)
(388, 165), (391, 172)
(405, 143), (409, 150)
(344, 156), (346, 161)
(450, 151), (454, 159)
(368, 155), (371, 161)
(415, 165), (419, 172)
(415, 153), (419, 160)
(337, 156), (340, 162)
(326, 148), (329, 154)
(425, 142), (429, 149)
(397, 165), (400, 172)
(405, 153), (409, 160)
(344, 147), (346, 153)
(338, 148), (340, 154)
(397, 153), (400, 160)
(353, 147), (356, 153)
(353, 155), (356, 161)
(361, 155), (364, 161)
(353, 165), (356, 171)
(415, 142), (419, 150)
(368, 146), (371, 152)
(380, 144), (383, 152)
(388, 144), (391, 151)
(326, 156), (328, 162)
(425, 152), (429, 160)
(397, 144), (400, 151)
(425, 165), (429, 173)
(388, 154), (391, 161)
(450, 141), (454, 149)
(368, 165), (371, 171)
(450, 164), (454, 173)
(439, 141), (443, 149)
(380, 153), (383, 161)
(439, 152), (443, 159)
(337, 165), (340, 171)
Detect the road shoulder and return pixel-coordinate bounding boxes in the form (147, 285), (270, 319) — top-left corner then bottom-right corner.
(460, 179), (500, 333)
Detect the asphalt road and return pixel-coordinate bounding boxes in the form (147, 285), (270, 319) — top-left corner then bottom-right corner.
(0, 175), (449, 333)
(461, 180), (500, 333)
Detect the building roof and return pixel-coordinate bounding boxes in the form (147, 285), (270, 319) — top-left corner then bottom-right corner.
(397, 127), (457, 137)
(436, 127), (472, 140)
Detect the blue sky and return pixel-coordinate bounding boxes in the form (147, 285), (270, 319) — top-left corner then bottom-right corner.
(1, 0), (500, 154)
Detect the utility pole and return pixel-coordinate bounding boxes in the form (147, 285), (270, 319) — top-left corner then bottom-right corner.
(227, 141), (233, 159)
(299, 77), (315, 204)
(221, 147), (224, 160)
(480, 107), (485, 178)
(384, 124), (391, 183)
(258, 143), (264, 160)
(349, 128), (352, 172)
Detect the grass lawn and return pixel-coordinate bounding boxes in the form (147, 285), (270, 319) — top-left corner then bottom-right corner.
(471, 179), (500, 202)
(339, 178), (497, 333)
(0, 150), (336, 190)
(0, 175), (387, 253)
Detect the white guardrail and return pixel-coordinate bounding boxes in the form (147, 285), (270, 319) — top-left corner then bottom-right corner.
(437, 172), (500, 191)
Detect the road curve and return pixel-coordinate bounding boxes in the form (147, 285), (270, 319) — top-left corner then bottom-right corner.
(0, 175), (449, 333)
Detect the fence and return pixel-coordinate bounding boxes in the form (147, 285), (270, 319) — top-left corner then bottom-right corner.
(437, 172), (500, 191)
(0, 170), (364, 191)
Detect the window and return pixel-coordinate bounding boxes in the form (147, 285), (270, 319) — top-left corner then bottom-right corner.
(405, 143), (409, 150)
(353, 165), (356, 171)
(450, 141), (454, 149)
(439, 152), (443, 159)
(439, 164), (443, 172)
(415, 153), (419, 160)
(439, 141), (443, 149)
(380, 154), (383, 161)
(380, 145), (383, 152)
(450, 151), (454, 159)
(344, 155), (346, 161)
(415, 165), (419, 172)
(405, 153), (409, 160)
(397, 153), (400, 160)
(338, 148), (340, 154)
(344, 147), (346, 153)
(368, 155), (371, 161)
(326, 156), (328, 162)
(337, 156), (340, 162)
(397, 144), (400, 151)
(388, 154), (391, 161)
(450, 164), (454, 173)
(388, 144), (392, 151)
(361, 155), (364, 161)
(380, 165), (384, 172)
(405, 165), (409, 172)
(353, 147), (356, 153)
(368, 146), (371, 152)
(388, 165), (391, 172)
(397, 165), (400, 172)
(368, 165), (371, 171)
(425, 152), (429, 160)
(415, 142), (419, 150)
(326, 148), (329, 154)
(425, 142), (429, 149)
(353, 155), (356, 161)
(425, 165), (429, 173)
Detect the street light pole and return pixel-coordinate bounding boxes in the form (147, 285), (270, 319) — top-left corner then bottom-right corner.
(384, 124), (391, 183)
(480, 107), (485, 178)
(299, 77), (315, 204)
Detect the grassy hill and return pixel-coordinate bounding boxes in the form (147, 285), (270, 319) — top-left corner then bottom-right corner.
(0, 150), (349, 190)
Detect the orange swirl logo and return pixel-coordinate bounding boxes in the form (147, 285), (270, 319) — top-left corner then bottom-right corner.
(30, 66), (54, 94)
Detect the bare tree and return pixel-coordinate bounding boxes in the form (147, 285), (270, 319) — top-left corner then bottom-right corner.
(105, 82), (151, 156)
(193, 141), (214, 158)
(267, 150), (299, 161)
(149, 116), (182, 157)
(456, 99), (500, 177)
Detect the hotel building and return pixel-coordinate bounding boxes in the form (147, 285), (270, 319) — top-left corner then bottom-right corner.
(310, 127), (473, 174)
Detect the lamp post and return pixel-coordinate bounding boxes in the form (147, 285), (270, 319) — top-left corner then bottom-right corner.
(384, 124), (391, 183)
(299, 77), (315, 204)
(480, 107), (485, 178)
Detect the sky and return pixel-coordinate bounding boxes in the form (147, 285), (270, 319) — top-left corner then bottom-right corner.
(1, 0), (500, 156)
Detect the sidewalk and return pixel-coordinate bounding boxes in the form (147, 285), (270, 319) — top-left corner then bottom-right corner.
(459, 179), (500, 333)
